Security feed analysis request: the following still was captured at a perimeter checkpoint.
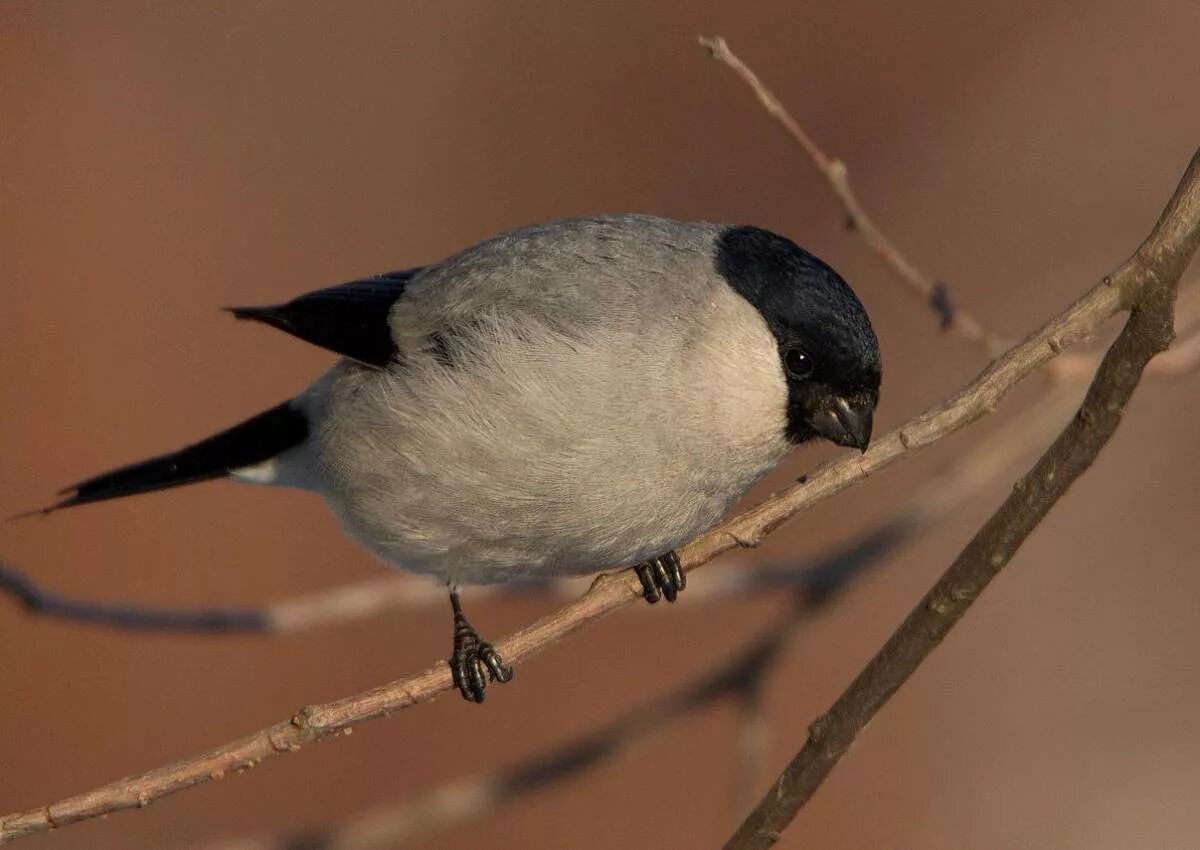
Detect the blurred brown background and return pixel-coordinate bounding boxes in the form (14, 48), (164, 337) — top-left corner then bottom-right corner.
(3, 2), (1199, 848)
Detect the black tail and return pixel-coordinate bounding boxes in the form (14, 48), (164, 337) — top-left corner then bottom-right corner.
(27, 401), (309, 516)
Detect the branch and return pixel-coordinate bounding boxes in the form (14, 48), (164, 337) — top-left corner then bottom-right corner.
(5, 31), (1194, 648)
(725, 148), (1200, 849)
(699, 35), (1008, 357)
(0, 564), (270, 632)
(731, 679), (769, 827)
(0, 562), (897, 634)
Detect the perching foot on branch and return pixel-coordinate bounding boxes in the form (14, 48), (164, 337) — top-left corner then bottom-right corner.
(448, 590), (513, 703)
(634, 551), (686, 603)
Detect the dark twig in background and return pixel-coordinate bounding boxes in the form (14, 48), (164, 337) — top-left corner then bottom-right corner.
(731, 679), (768, 828)
(0, 563), (269, 632)
(0, 559), (884, 635)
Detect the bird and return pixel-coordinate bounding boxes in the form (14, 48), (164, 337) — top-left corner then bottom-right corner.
(28, 214), (881, 702)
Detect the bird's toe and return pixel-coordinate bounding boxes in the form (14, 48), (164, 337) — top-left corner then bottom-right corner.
(634, 551), (686, 605)
(450, 633), (513, 702)
(479, 643), (514, 683)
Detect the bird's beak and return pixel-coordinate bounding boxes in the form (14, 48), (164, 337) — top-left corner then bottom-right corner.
(809, 395), (874, 452)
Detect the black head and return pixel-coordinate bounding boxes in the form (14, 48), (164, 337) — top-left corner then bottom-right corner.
(715, 225), (881, 450)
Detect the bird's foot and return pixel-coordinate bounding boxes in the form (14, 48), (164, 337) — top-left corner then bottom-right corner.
(634, 550), (686, 604)
(449, 610), (513, 703)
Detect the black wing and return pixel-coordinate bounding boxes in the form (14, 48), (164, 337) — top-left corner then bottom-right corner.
(227, 268), (420, 367)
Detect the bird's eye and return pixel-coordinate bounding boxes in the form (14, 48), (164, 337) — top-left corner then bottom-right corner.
(785, 348), (814, 379)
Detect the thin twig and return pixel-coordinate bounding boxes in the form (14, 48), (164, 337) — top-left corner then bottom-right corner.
(0, 563), (892, 635)
(0, 564), (270, 632)
(699, 35), (1008, 357)
(698, 35), (1200, 386)
(724, 148), (1200, 849)
(731, 681), (768, 828)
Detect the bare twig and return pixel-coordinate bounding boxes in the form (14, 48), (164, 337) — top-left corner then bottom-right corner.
(731, 681), (769, 827)
(0, 564), (270, 632)
(0, 563), (882, 634)
(699, 35), (1008, 356)
(725, 148), (1200, 849)
(698, 35), (1200, 384)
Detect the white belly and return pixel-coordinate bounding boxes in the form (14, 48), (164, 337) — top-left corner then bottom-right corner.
(286, 291), (791, 586)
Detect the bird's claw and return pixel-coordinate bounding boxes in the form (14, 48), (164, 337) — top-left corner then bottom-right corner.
(634, 551), (686, 604)
(449, 623), (513, 703)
